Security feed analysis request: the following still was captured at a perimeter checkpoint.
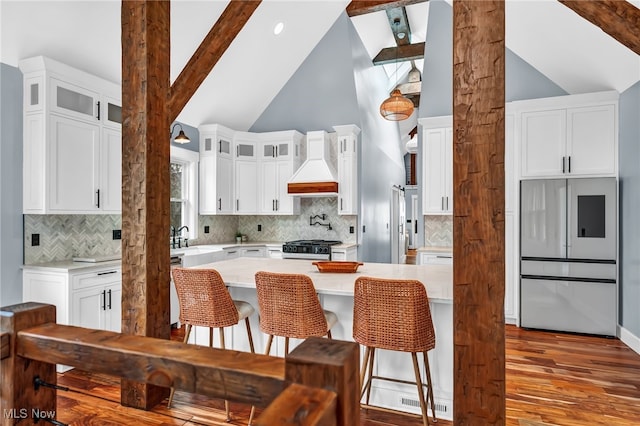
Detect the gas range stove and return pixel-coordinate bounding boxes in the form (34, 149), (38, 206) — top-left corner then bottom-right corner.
(282, 239), (342, 260)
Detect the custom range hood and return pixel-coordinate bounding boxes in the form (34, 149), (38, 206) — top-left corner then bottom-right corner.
(287, 130), (338, 196)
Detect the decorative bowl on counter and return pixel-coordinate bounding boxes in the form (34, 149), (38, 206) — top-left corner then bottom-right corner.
(312, 261), (363, 273)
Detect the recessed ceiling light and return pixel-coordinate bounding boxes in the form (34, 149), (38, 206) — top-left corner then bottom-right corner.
(273, 22), (284, 36)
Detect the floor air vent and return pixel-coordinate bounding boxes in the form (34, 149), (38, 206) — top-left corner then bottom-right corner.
(400, 396), (449, 414)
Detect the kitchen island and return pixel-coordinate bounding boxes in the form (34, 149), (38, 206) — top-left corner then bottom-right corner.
(191, 257), (453, 420)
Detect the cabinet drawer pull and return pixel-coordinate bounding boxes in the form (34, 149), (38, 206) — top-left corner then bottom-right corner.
(436, 255), (452, 259)
(227, 251), (237, 255)
(568, 156), (571, 173)
(107, 289), (112, 309)
(96, 101), (101, 120)
(275, 199), (278, 211)
(246, 249), (260, 252)
(96, 189), (100, 208)
(562, 156), (566, 173)
(218, 198), (222, 211)
(101, 290), (106, 310)
(97, 271), (117, 276)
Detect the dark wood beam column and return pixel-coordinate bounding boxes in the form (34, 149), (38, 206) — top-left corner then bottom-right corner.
(452, 1), (505, 424)
(347, 0), (427, 17)
(168, 0), (261, 122)
(559, 0), (640, 55)
(372, 42), (425, 65)
(121, 0), (171, 410)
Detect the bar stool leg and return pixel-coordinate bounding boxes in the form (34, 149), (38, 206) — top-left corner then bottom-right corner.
(411, 352), (429, 426)
(423, 351), (437, 423)
(327, 330), (332, 339)
(364, 347), (376, 405)
(264, 335), (274, 356)
(284, 337), (290, 355)
(359, 346), (371, 394)
(168, 324), (192, 408)
(218, 327), (231, 422)
(245, 317), (255, 353)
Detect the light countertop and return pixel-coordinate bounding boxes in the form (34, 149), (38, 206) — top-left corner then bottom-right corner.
(192, 257), (452, 303)
(416, 246), (453, 254)
(22, 242), (360, 272)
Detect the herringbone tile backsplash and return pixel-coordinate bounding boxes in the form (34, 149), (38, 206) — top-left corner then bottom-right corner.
(24, 198), (357, 264)
(24, 215), (122, 264)
(424, 215), (453, 247)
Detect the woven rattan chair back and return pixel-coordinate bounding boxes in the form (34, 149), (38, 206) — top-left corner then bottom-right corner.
(353, 276), (435, 353)
(255, 271), (329, 338)
(172, 268), (239, 329)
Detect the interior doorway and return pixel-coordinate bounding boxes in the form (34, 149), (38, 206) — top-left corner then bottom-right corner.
(409, 194), (419, 249)
(390, 185), (406, 264)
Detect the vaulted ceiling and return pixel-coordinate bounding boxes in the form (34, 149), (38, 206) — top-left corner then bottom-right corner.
(1, 0), (639, 131)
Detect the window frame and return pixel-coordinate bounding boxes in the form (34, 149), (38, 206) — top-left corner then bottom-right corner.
(170, 146), (199, 240)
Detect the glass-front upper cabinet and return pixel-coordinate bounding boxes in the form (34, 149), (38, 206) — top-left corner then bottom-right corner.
(50, 77), (100, 122)
(103, 95), (122, 128)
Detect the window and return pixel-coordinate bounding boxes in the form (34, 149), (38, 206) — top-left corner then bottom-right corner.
(170, 146), (199, 240)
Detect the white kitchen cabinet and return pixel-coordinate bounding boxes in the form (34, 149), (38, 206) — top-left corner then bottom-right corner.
(417, 251), (453, 265)
(265, 244), (283, 258)
(240, 246), (266, 257)
(49, 115), (100, 211)
(100, 127), (122, 212)
(71, 269), (122, 333)
(19, 56), (122, 214)
(234, 134), (258, 214)
(50, 77), (100, 122)
(519, 92), (617, 178)
(223, 247), (241, 259)
(420, 116), (453, 215)
(23, 263), (122, 372)
(258, 131), (303, 215)
(331, 246), (358, 261)
(199, 124), (234, 215)
(334, 125), (360, 215)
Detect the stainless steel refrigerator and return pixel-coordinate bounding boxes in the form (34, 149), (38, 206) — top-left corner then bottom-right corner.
(519, 178), (617, 336)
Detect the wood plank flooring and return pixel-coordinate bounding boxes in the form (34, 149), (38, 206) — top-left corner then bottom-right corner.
(52, 325), (640, 425)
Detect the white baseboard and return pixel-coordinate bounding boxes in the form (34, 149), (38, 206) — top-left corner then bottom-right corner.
(619, 325), (640, 356)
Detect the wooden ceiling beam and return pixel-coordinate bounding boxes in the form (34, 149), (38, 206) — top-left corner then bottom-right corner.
(386, 7), (411, 45)
(558, 0), (640, 55)
(347, 0), (428, 17)
(168, 0), (261, 122)
(372, 42), (425, 65)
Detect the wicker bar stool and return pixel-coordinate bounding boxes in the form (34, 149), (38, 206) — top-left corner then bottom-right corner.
(168, 267), (255, 422)
(248, 271), (338, 425)
(353, 276), (437, 426)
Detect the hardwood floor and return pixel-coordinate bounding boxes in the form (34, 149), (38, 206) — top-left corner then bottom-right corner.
(52, 325), (640, 425)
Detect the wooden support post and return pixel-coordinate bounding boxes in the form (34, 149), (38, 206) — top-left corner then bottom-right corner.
(0, 303), (56, 426)
(453, 0), (506, 424)
(267, 337), (360, 426)
(120, 0), (171, 409)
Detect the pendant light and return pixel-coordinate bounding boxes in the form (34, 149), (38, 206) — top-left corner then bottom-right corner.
(380, 19), (414, 121)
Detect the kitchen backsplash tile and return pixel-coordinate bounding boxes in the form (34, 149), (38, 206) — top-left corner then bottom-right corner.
(24, 214), (122, 264)
(24, 198), (356, 264)
(238, 198), (357, 244)
(190, 215), (239, 245)
(424, 215), (453, 247)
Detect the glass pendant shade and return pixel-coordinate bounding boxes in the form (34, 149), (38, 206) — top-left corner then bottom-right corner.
(380, 89), (414, 121)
